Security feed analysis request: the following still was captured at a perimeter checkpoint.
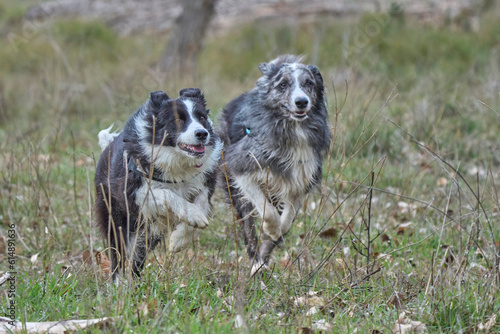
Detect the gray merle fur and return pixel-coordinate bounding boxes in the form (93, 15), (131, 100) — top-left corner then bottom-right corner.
(217, 55), (331, 275)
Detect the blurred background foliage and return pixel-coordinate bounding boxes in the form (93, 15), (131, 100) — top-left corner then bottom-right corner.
(0, 1), (498, 160)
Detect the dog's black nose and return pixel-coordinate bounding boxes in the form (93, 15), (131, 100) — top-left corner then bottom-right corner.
(295, 97), (309, 109)
(195, 129), (208, 141)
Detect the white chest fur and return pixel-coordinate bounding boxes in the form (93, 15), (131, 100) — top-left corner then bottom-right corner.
(254, 147), (317, 200)
(253, 126), (318, 201)
(152, 175), (204, 200)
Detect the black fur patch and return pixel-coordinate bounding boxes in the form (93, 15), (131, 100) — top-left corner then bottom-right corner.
(94, 89), (219, 278)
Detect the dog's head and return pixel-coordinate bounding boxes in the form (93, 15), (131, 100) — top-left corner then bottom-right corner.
(137, 88), (216, 162)
(256, 55), (324, 122)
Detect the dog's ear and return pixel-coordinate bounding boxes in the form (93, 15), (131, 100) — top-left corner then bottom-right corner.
(179, 88), (206, 105)
(257, 62), (279, 91)
(179, 88), (202, 99)
(258, 62), (278, 76)
(307, 65), (323, 85)
(149, 91), (170, 108)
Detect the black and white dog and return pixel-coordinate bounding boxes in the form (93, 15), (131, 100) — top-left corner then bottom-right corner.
(218, 55), (331, 275)
(95, 88), (222, 277)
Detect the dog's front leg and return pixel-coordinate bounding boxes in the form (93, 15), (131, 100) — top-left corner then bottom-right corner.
(168, 188), (210, 252)
(169, 188), (211, 252)
(135, 186), (209, 229)
(234, 175), (281, 241)
(280, 196), (304, 235)
(256, 197), (303, 264)
(193, 187), (211, 216)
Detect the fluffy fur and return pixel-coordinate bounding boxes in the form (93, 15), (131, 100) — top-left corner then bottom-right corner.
(95, 88), (222, 277)
(217, 55), (331, 275)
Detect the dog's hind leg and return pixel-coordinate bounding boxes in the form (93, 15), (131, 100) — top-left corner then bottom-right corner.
(246, 218), (269, 276)
(225, 179), (268, 275)
(231, 191), (264, 275)
(108, 234), (123, 280)
(104, 216), (129, 280)
(125, 231), (146, 277)
(127, 223), (163, 277)
(242, 216), (259, 261)
(169, 222), (195, 252)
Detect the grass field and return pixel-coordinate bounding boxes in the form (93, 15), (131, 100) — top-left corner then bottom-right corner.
(0, 1), (499, 332)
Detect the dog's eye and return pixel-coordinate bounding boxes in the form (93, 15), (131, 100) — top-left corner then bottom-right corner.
(199, 116), (206, 122)
(305, 79), (314, 87)
(279, 81), (288, 88)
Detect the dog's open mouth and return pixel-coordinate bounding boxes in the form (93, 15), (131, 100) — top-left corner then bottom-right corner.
(283, 104), (308, 121)
(178, 142), (206, 157)
(291, 111), (308, 121)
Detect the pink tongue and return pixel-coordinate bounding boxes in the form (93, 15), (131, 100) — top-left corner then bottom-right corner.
(191, 145), (205, 153)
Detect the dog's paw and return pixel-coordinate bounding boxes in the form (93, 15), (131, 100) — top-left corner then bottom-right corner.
(169, 223), (195, 252)
(250, 259), (270, 277)
(263, 206), (280, 224)
(262, 224), (281, 242)
(262, 209), (281, 238)
(185, 205), (209, 229)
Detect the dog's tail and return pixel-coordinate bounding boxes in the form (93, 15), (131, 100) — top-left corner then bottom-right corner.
(98, 124), (120, 152)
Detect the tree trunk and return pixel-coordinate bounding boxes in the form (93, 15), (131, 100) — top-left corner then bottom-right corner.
(159, 0), (217, 77)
